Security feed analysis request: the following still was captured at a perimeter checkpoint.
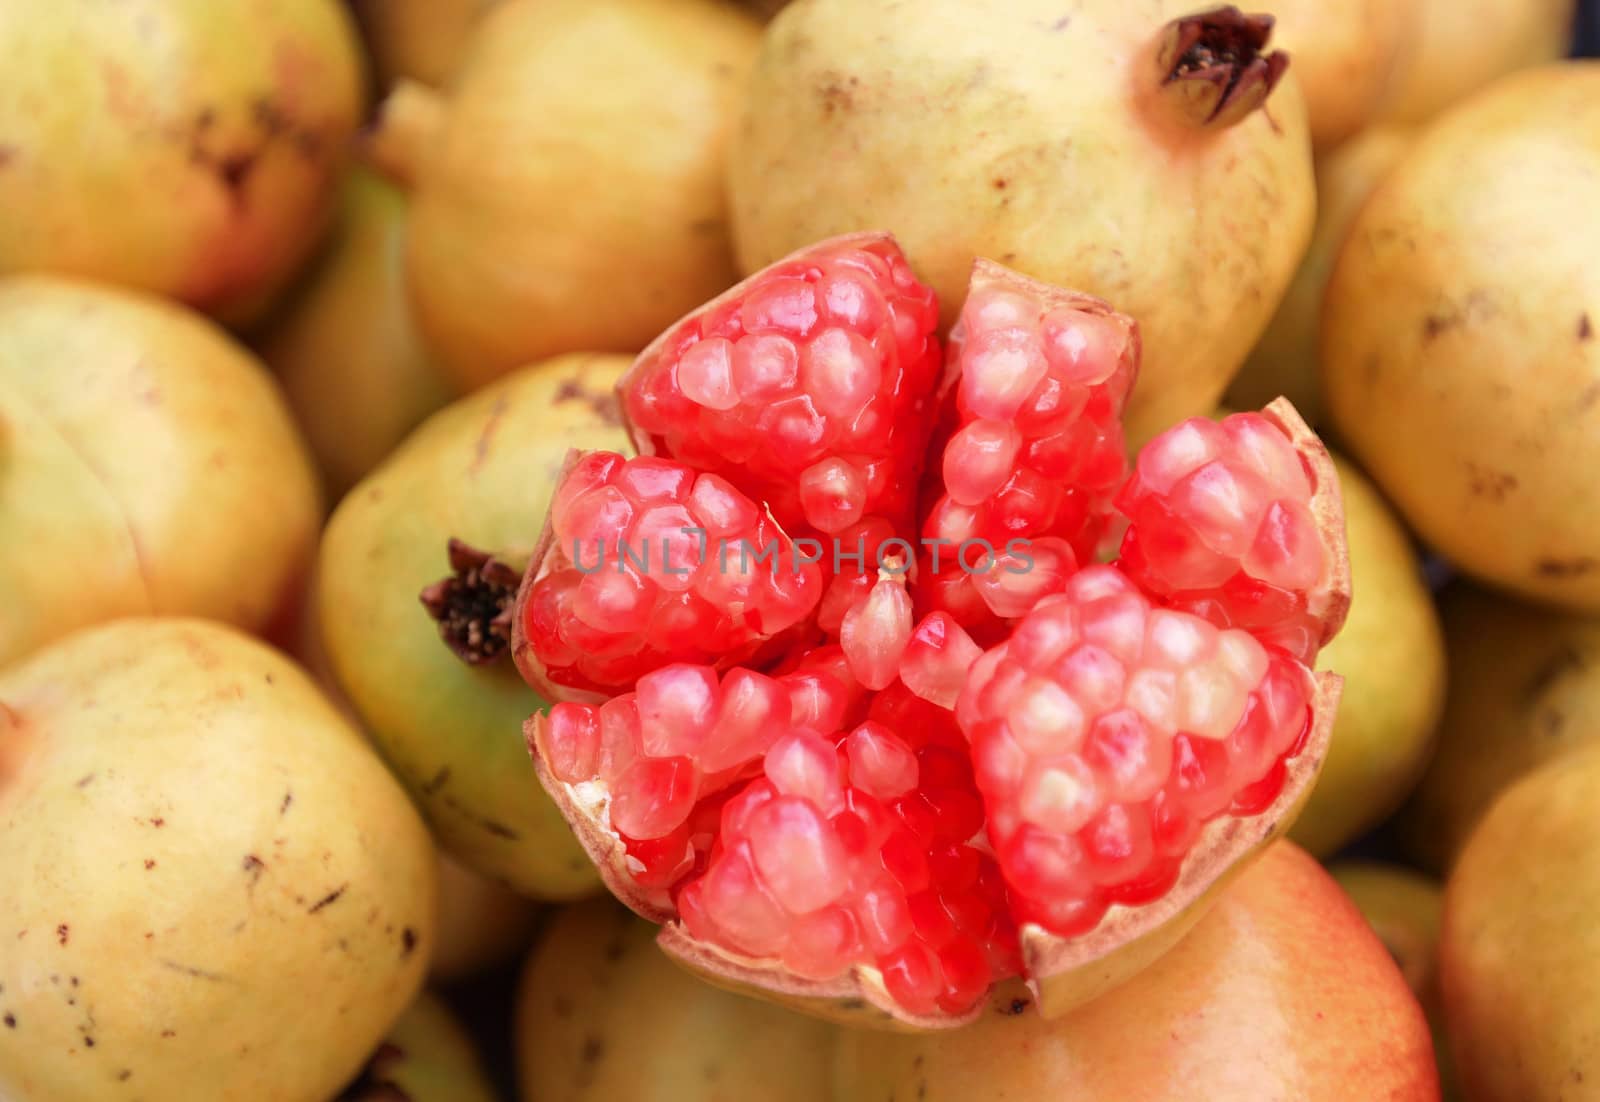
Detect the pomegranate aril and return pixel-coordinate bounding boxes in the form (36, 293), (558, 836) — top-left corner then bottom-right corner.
(880, 942), (943, 1017)
(676, 338), (739, 411)
(936, 939), (992, 1014)
(541, 702), (600, 783)
(636, 664), (719, 758)
(846, 722), (920, 799)
(764, 732), (845, 815)
(840, 573), (913, 691)
(747, 796), (851, 913)
(882, 829), (932, 893)
(733, 333), (799, 400)
(686, 843), (790, 958)
(856, 879), (914, 956)
(799, 457), (868, 533)
(783, 906), (859, 980)
(898, 612), (982, 709)
(610, 756), (697, 840)
(700, 668), (788, 773)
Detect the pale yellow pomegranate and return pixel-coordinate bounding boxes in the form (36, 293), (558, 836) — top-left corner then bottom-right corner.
(367, 0), (761, 392)
(1380, 0), (1576, 125)
(259, 169), (454, 500)
(514, 900), (837, 1102)
(1229, 127), (1412, 424)
(0, 276), (320, 669)
(1260, 0), (1414, 150)
(352, 0), (502, 90)
(729, 0), (1315, 441)
(1324, 63), (1600, 610)
(1400, 584), (1600, 873)
(1442, 745), (1600, 1101)
(0, 619), (436, 1101)
(0, 0), (365, 322)
(1289, 455), (1445, 857)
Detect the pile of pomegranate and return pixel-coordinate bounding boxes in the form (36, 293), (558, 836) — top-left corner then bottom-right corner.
(508, 233), (1349, 1026)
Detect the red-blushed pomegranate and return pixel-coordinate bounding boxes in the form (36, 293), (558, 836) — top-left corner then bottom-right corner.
(508, 242), (1349, 1028)
(519, 452), (823, 698)
(916, 262), (1137, 639)
(619, 233), (942, 536)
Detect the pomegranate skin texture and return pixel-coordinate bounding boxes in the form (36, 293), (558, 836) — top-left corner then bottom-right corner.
(1378, 0), (1576, 126)
(0, 0), (364, 323)
(835, 842), (1441, 1102)
(0, 275), (321, 669)
(342, 992), (499, 1102)
(1398, 585), (1600, 874)
(259, 169), (454, 501)
(0, 620), (437, 1102)
(511, 241), (1351, 1030)
(514, 899), (836, 1102)
(1256, 0), (1412, 150)
(319, 354), (632, 899)
(1229, 127), (1413, 425)
(729, 0), (1314, 443)
(1288, 455), (1445, 859)
(367, 0), (761, 392)
(1323, 63), (1600, 612)
(1441, 745), (1600, 1102)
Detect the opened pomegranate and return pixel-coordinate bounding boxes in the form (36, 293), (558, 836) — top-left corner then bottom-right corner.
(507, 234), (1349, 1028)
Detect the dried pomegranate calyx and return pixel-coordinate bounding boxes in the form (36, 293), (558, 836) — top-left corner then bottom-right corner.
(419, 538), (525, 666)
(1155, 6), (1289, 129)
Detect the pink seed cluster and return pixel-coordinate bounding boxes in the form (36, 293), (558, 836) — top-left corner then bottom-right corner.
(957, 566), (1313, 937)
(523, 452), (822, 694)
(622, 236), (942, 536)
(1117, 413), (1329, 660)
(919, 267), (1137, 637)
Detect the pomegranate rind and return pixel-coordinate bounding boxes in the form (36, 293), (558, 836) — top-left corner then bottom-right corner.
(1260, 397), (1351, 648)
(1025, 670), (1341, 1017)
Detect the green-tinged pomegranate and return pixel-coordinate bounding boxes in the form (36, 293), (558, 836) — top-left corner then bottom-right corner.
(511, 240), (1351, 1028)
(1379, 0), (1576, 125)
(514, 899), (836, 1102)
(259, 169), (454, 501)
(1229, 127), (1412, 423)
(1332, 861), (1460, 1100)
(319, 354), (632, 898)
(1441, 745), (1600, 1101)
(1289, 456), (1444, 857)
(0, 0), (364, 323)
(728, 0), (1315, 442)
(0, 275), (320, 669)
(0, 619), (436, 1101)
(1259, 0), (1414, 150)
(1399, 585), (1600, 873)
(365, 0), (760, 392)
(835, 842), (1439, 1100)
(1325, 63), (1600, 610)
(431, 851), (540, 982)
(351, 0), (502, 90)
(341, 992), (499, 1102)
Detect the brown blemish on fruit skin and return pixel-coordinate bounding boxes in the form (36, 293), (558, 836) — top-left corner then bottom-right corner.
(56, 924), (69, 947)
(400, 928), (418, 958)
(0, 145), (16, 168)
(307, 884), (349, 914)
(1537, 557), (1600, 579)
(1580, 313), (1593, 342)
(1466, 463), (1518, 502)
(554, 376), (623, 427)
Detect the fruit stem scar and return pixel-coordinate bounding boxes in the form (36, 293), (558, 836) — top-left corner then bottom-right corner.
(420, 539), (525, 665)
(1154, 6), (1288, 128)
